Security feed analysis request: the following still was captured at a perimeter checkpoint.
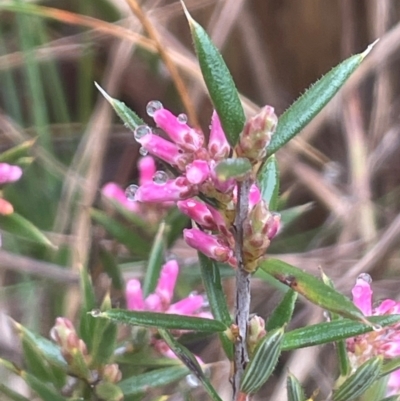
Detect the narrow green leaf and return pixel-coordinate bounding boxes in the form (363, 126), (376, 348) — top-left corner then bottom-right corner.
(159, 329), (223, 401)
(95, 83), (144, 131)
(91, 309), (227, 332)
(282, 315), (400, 351)
(257, 155), (280, 210)
(78, 267), (97, 352)
(22, 371), (68, 401)
(0, 213), (55, 248)
(13, 321), (67, 369)
(260, 258), (369, 323)
(0, 384), (31, 401)
(99, 247), (124, 291)
(214, 158), (252, 181)
(241, 327), (284, 394)
(182, 2), (245, 146)
(333, 356), (382, 401)
(379, 396), (400, 401)
(95, 382), (124, 401)
(267, 42), (377, 156)
(381, 357), (400, 377)
(266, 289), (297, 331)
(90, 208), (150, 258)
(118, 366), (190, 396)
(142, 221), (166, 297)
(286, 373), (306, 401)
(198, 252), (233, 359)
(280, 203), (313, 228)
(0, 139), (35, 163)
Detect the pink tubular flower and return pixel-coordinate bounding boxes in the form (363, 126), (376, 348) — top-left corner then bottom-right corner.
(347, 273), (400, 396)
(126, 279), (145, 310)
(208, 111), (230, 161)
(102, 182), (140, 212)
(155, 259), (179, 305)
(138, 156), (157, 186)
(0, 163), (22, 184)
(186, 160), (210, 185)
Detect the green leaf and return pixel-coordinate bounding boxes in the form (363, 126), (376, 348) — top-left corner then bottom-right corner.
(286, 373), (306, 401)
(99, 247), (124, 291)
(333, 356), (382, 401)
(282, 315), (400, 351)
(119, 366), (190, 396)
(257, 155), (280, 210)
(78, 267), (97, 352)
(182, 2), (245, 146)
(240, 327), (284, 394)
(214, 158), (252, 181)
(90, 208), (150, 258)
(379, 396), (400, 401)
(21, 371), (68, 401)
(266, 289), (297, 331)
(279, 203), (313, 229)
(142, 222), (166, 297)
(267, 42), (376, 156)
(0, 384), (31, 401)
(260, 259), (369, 323)
(0, 213), (54, 248)
(95, 83), (144, 131)
(198, 252), (233, 359)
(159, 329), (223, 401)
(91, 309), (227, 332)
(381, 357), (400, 378)
(0, 139), (35, 164)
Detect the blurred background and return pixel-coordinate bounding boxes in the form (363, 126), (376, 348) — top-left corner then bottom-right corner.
(0, 0), (400, 399)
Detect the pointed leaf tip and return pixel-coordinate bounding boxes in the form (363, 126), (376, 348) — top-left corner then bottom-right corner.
(363, 39), (379, 58)
(94, 82), (113, 103)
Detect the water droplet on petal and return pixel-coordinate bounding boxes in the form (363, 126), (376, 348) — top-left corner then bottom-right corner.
(185, 373), (200, 388)
(91, 309), (102, 317)
(372, 324), (382, 331)
(139, 147), (149, 156)
(146, 100), (163, 117)
(358, 273), (372, 283)
(153, 171), (168, 185)
(125, 184), (138, 201)
(177, 113), (188, 124)
(134, 125), (151, 141)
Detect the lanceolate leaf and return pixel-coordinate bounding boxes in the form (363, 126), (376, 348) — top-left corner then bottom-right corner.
(282, 315), (400, 351)
(260, 258), (369, 323)
(91, 309), (227, 332)
(240, 327), (284, 394)
(266, 289), (297, 331)
(182, 2), (245, 147)
(95, 83), (144, 131)
(0, 384), (31, 401)
(267, 42), (377, 156)
(257, 155), (280, 210)
(159, 329), (223, 401)
(119, 366), (189, 396)
(286, 373), (306, 401)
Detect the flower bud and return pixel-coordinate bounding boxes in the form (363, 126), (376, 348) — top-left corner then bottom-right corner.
(247, 315), (266, 354)
(235, 106), (277, 163)
(102, 363), (122, 383)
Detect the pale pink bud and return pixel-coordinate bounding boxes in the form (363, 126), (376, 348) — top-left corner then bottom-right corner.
(183, 228), (233, 263)
(153, 109), (204, 152)
(0, 198), (14, 215)
(138, 156), (157, 185)
(352, 277), (373, 316)
(102, 182), (139, 212)
(135, 177), (197, 203)
(137, 131), (189, 168)
(168, 294), (204, 315)
(249, 184), (261, 210)
(102, 363), (122, 383)
(267, 213), (281, 240)
(247, 315), (266, 352)
(126, 279), (145, 310)
(144, 293), (162, 311)
(185, 160), (210, 185)
(208, 111), (230, 161)
(0, 163), (22, 184)
(155, 260), (179, 305)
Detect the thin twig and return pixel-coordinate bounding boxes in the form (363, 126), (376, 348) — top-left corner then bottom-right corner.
(125, 0), (199, 127)
(232, 178), (252, 401)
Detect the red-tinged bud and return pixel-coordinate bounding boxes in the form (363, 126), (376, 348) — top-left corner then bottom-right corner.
(102, 363), (122, 383)
(235, 106), (278, 163)
(247, 315), (266, 354)
(153, 108), (204, 152)
(183, 228), (234, 264)
(0, 198), (14, 215)
(208, 111), (231, 161)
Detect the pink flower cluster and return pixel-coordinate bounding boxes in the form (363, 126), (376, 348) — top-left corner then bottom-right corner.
(0, 163), (23, 215)
(129, 101), (280, 271)
(347, 273), (400, 395)
(102, 156), (171, 224)
(126, 259), (209, 360)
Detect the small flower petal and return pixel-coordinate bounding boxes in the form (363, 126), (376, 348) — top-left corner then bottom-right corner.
(155, 260), (179, 305)
(208, 111), (230, 161)
(168, 294), (204, 315)
(186, 160), (210, 185)
(126, 279), (145, 310)
(351, 278), (373, 316)
(102, 182), (139, 212)
(0, 163), (23, 184)
(138, 156), (157, 185)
